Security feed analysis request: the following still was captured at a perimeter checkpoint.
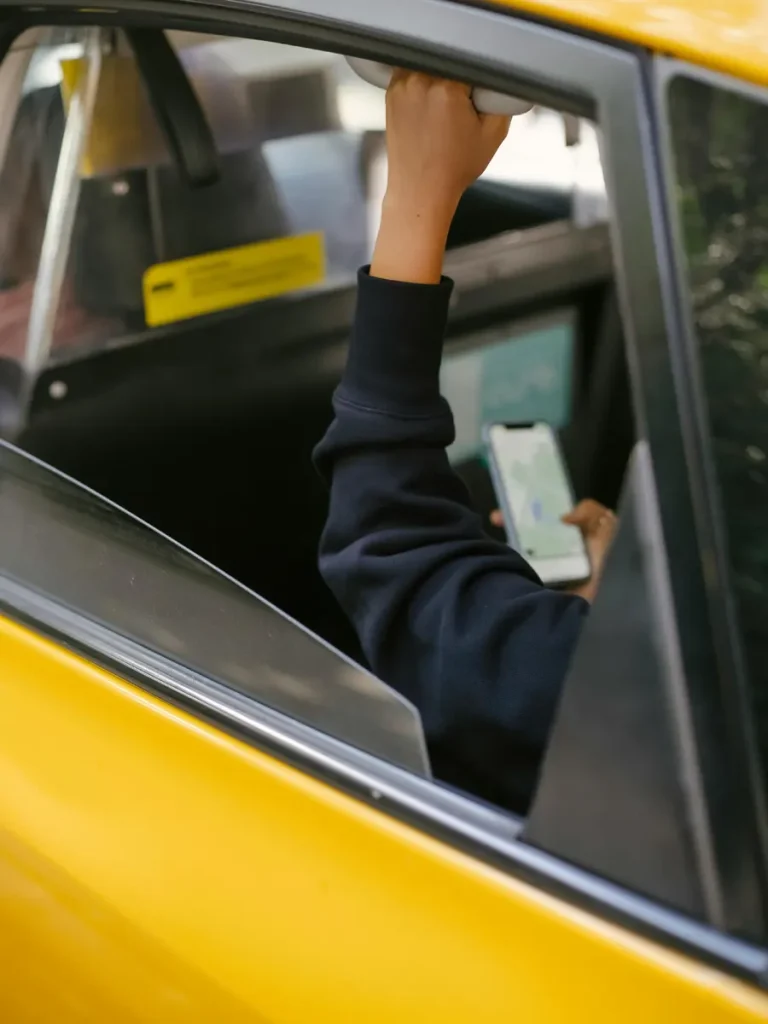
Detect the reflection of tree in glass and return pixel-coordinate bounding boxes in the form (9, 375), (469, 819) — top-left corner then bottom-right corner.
(669, 78), (768, 785)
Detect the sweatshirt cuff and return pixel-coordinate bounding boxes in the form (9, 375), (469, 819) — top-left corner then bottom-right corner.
(340, 266), (454, 410)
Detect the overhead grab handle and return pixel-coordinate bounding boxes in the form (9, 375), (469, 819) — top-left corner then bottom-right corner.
(345, 57), (534, 117)
(124, 28), (220, 188)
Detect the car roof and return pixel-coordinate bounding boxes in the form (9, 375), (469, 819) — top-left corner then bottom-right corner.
(491, 0), (768, 87)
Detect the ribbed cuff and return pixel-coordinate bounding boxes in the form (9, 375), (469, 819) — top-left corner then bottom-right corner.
(340, 267), (454, 410)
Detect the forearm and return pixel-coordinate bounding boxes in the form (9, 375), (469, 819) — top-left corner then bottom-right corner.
(370, 199), (454, 285)
(370, 70), (509, 286)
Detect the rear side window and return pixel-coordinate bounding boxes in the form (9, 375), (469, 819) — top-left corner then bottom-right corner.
(0, 30), (604, 367)
(667, 75), (768, 790)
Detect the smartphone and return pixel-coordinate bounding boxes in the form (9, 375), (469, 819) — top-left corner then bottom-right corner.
(484, 421), (590, 587)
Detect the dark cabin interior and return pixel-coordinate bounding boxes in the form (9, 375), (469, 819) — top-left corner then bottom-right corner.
(3, 54), (634, 665)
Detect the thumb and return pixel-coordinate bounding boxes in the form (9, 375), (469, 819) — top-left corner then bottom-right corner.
(562, 499), (605, 528)
(480, 113), (511, 146)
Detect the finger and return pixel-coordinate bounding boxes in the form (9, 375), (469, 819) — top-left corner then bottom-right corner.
(490, 509), (504, 528)
(582, 511), (618, 539)
(433, 78), (476, 115)
(562, 499), (606, 525)
(439, 78), (472, 97)
(388, 67), (427, 93)
(394, 69), (465, 93)
(563, 505), (616, 540)
(480, 113), (511, 143)
(388, 67), (408, 89)
(562, 506), (587, 525)
(596, 509), (618, 536)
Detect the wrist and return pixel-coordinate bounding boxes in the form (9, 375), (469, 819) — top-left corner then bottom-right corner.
(380, 191), (457, 239)
(371, 194), (455, 285)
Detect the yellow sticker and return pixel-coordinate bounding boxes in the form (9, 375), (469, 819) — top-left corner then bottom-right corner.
(142, 233), (326, 327)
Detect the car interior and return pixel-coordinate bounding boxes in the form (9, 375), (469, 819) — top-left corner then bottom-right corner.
(0, 28), (635, 670)
(3, 20), (767, 961)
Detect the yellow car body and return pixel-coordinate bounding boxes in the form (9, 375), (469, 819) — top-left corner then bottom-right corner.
(4, 618), (764, 1023)
(0, 1), (767, 1021)
(499, 0), (768, 86)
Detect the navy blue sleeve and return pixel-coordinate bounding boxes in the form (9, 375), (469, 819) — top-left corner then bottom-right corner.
(313, 269), (587, 812)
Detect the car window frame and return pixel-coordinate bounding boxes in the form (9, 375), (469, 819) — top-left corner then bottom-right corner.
(526, 42), (768, 943)
(0, 0), (766, 982)
(654, 56), (768, 925)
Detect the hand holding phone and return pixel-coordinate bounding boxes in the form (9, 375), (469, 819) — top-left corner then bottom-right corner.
(561, 499), (618, 601)
(485, 421), (590, 587)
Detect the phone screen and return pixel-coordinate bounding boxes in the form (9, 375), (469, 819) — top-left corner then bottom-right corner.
(487, 422), (589, 585)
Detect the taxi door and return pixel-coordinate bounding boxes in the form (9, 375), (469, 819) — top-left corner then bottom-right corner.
(0, 1), (766, 1022)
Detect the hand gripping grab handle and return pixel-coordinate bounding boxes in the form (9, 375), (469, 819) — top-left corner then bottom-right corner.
(345, 57), (534, 117)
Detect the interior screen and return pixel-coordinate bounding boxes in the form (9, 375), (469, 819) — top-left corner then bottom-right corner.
(441, 310), (575, 464)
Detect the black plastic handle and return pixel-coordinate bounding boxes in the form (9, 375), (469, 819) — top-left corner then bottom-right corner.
(124, 28), (220, 188)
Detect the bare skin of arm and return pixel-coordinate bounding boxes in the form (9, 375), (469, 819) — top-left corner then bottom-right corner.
(372, 69), (617, 601)
(371, 71), (509, 285)
(491, 501), (618, 603)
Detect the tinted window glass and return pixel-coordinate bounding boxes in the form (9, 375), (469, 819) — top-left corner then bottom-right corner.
(0, 442), (429, 774)
(0, 30), (74, 367)
(0, 30), (604, 365)
(667, 75), (768, 789)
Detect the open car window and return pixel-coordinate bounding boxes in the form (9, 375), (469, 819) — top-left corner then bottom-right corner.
(0, 26), (624, 781)
(0, 440), (430, 775)
(0, 26), (616, 664)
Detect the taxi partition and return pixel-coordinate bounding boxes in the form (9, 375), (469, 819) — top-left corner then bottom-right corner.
(0, 27), (618, 657)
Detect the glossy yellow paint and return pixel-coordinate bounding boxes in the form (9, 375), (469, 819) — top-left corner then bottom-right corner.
(1, 614), (766, 1023)
(493, 0), (768, 86)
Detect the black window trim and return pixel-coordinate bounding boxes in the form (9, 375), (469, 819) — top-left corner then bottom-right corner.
(653, 56), (768, 932)
(1, 0), (766, 981)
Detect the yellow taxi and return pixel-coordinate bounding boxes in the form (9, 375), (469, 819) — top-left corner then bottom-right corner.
(0, 1), (767, 1020)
